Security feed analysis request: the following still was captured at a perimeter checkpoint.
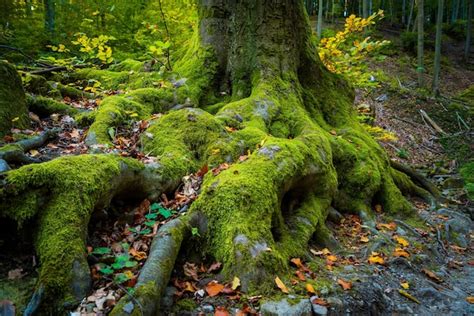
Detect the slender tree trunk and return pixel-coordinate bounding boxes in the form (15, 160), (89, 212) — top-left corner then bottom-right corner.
(465, 0), (472, 61)
(417, 0), (424, 87)
(317, 0), (324, 38)
(363, 0), (369, 18)
(407, 0), (415, 31)
(44, 0), (55, 36)
(402, 0), (406, 24)
(432, 0), (444, 95)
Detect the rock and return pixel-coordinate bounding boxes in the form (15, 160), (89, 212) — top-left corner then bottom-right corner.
(260, 299), (312, 316)
(0, 61), (29, 135)
(327, 207), (343, 224)
(344, 265), (355, 272)
(201, 304), (214, 314)
(311, 302), (328, 315)
(417, 287), (443, 301)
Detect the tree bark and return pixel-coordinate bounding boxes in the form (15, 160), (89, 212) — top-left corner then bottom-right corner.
(465, 0), (472, 61)
(432, 0), (444, 95)
(417, 0), (425, 87)
(317, 0), (324, 38)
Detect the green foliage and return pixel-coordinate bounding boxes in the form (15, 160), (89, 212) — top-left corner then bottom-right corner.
(318, 11), (390, 88)
(460, 162), (474, 200)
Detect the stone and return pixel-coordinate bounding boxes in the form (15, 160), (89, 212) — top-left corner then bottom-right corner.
(311, 303), (328, 315)
(201, 304), (214, 314)
(260, 299), (312, 316)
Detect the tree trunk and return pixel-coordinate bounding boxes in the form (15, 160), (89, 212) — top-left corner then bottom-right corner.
(417, 0), (425, 87)
(465, 0), (472, 61)
(317, 0), (324, 38)
(363, 0), (369, 18)
(2, 0), (427, 314)
(432, 0), (444, 95)
(44, 0), (55, 36)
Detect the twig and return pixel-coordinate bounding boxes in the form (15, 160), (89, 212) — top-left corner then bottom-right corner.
(419, 109), (446, 135)
(157, 0), (172, 71)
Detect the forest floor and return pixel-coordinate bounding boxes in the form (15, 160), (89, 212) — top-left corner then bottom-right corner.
(1, 26), (473, 316)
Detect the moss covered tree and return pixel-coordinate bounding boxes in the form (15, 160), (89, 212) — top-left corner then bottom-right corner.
(0, 1), (434, 314)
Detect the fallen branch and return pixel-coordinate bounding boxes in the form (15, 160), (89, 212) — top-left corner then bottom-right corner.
(419, 109), (446, 135)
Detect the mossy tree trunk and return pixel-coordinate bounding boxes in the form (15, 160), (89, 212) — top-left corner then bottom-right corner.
(1, 0), (430, 314)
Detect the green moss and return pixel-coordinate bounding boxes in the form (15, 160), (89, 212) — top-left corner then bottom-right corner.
(26, 94), (79, 117)
(460, 162), (474, 200)
(0, 276), (37, 314)
(0, 154), (144, 312)
(109, 59), (145, 72)
(0, 61), (29, 135)
(174, 298), (198, 312)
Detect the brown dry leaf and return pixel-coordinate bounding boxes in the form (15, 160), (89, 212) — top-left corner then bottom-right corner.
(368, 253), (385, 265)
(183, 262), (199, 281)
(215, 306), (230, 316)
(295, 270), (306, 281)
(310, 248), (331, 256)
(393, 248), (410, 258)
(422, 269), (443, 283)
(394, 236), (409, 248)
(205, 281), (225, 297)
(466, 297), (474, 304)
(450, 245), (467, 253)
(231, 277), (241, 290)
(7, 268), (24, 280)
(377, 222), (397, 231)
(275, 276), (289, 294)
(337, 279), (352, 291)
(360, 236), (369, 243)
(374, 204), (383, 213)
(330, 130), (337, 135)
(238, 155), (248, 162)
(207, 262), (222, 273)
(129, 248), (147, 261)
(290, 258), (304, 268)
(311, 298), (329, 306)
(306, 283), (316, 294)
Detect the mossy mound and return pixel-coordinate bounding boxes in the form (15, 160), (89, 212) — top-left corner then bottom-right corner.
(0, 60), (29, 135)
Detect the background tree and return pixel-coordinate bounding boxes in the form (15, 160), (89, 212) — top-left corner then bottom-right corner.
(417, 0), (425, 87)
(432, 0), (444, 95)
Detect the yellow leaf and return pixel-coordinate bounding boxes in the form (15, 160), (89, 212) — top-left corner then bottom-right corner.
(374, 204), (382, 213)
(467, 297), (474, 304)
(11, 117), (19, 122)
(401, 282), (409, 289)
(395, 236), (409, 248)
(393, 248), (410, 258)
(212, 148), (221, 155)
(326, 255), (338, 262)
(231, 276), (241, 290)
(275, 276), (289, 294)
(29, 149), (40, 157)
(368, 254), (385, 265)
(360, 236), (369, 243)
(124, 270), (134, 279)
(399, 289), (420, 304)
(306, 283), (316, 294)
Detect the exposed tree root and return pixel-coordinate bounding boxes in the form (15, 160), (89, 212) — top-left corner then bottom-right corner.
(0, 129), (59, 172)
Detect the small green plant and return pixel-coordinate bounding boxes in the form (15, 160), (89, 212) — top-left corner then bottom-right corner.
(191, 227), (201, 237)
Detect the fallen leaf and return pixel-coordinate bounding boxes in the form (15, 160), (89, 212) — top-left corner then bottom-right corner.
(330, 130), (337, 135)
(184, 281), (196, 293)
(399, 289), (420, 304)
(29, 149), (40, 157)
(374, 204), (383, 213)
(393, 248), (410, 258)
(275, 276), (289, 294)
(401, 282), (409, 289)
(7, 268), (24, 280)
(129, 248), (147, 261)
(231, 276), (241, 290)
(421, 269), (443, 283)
(377, 222), (397, 231)
(360, 236), (369, 243)
(205, 281), (224, 297)
(306, 283), (316, 294)
(207, 262), (222, 273)
(337, 279), (352, 290)
(326, 255), (338, 262)
(467, 297), (474, 304)
(312, 298), (329, 306)
(368, 253), (385, 265)
(290, 258), (304, 268)
(215, 306), (230, 316)
(394, 236), (409, 248)
(295, 270), (306, 281)
(183, 262), (199, 281)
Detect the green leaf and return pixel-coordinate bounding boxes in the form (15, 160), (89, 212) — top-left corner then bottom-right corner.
(145, 220), (156, 227)
(159, 208), (172, 219)
(121, 242), (130, 251)
(108, 127), (115, 140)
(114, 273), (129, 284)
(125, 260), (138, 268)
(139, 228), (152, 235)
(98, 264), (114, 275)
(112, 262), (125, 270)
(150, 203), (161, 211)
(145, 213), (158, 220)
(92, 247), (111, 255)
(191, 227), (200, 237)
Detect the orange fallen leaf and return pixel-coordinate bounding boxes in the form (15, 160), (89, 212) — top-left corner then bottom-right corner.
(337, 279), (352, 291)
(421, 269), (443, 283)
(291, 258), (304, 268)
(306, 283), (316, 294)
(215, 306), (230, 316)
(394, 236), (409, 248)
(295, 270), (306, 281)
(312, 298), (329, 306)
(205, 281), (225, 297)
(129, 248), (147, 261)
(393, 248), (410, 258)
(467, 297), (474, 304)
(368, 253), (385, 265)
(275, 276), (289, 294)
(326, 255), (338, 262)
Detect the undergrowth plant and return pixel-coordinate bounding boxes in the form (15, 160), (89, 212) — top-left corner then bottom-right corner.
(318, 10), (390, 88)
